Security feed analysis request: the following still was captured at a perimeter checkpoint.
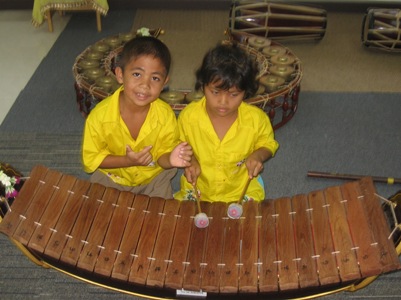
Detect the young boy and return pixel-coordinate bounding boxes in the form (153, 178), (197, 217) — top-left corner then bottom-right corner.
(82, 36), (192, 199)
(174, 42), (279, 202)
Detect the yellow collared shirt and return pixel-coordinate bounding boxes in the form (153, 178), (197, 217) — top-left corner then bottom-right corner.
(82, 86), (179, 186)
(174, 97), (279, 202)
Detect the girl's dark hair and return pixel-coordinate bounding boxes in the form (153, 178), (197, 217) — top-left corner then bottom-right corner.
(195, 42), (259, 99)
(118, 36), (171, 75)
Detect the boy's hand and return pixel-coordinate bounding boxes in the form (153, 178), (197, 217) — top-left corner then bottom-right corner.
(169, 142), (193, 167)
(126, 145), (153, 166)
(184, 157), (201, 185)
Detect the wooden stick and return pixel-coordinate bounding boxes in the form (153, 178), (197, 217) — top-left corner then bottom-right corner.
(307, 171), (401, 185)
(238, 177), (252, 203)
(192, 184), (202, 213)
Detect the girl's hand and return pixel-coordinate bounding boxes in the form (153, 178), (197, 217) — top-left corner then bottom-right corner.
(245, 150), (267, 178)
(246, 157), (264, 178)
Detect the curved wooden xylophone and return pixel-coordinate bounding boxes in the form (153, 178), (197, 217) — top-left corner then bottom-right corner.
(0, 165), (400, 299)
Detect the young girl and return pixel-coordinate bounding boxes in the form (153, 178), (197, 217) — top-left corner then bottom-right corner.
(82, 36), (192, 199)
(174, 42), (279, 202)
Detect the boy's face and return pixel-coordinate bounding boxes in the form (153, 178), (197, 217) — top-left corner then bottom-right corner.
(204, 82), (245, 119)
(115, 54), (169, 108)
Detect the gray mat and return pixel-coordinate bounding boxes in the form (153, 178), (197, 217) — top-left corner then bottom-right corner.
(265, 91), (401, 200)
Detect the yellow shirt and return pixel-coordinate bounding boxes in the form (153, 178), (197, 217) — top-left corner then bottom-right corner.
(82, 86), (179, 186)
(174, 97), (279, 202)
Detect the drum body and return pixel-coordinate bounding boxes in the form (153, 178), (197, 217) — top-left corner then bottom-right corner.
(362, 8), (401, 52)
(0, 165), (400, 299)
(229, 0), (327, 41)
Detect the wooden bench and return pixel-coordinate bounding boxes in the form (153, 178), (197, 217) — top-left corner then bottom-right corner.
(32, 0), (108, 32)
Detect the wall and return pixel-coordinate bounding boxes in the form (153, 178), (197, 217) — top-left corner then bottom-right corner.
(1, 0), (400, 11)
(0, 0), (231, 10)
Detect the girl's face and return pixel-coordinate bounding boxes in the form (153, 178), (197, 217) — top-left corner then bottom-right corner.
(204, 81), (245, 118)
(115, 54), (169, 108)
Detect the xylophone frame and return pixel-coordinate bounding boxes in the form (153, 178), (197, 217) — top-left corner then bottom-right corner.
(1, 165), (400, 300)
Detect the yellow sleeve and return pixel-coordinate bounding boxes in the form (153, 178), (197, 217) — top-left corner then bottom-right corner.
(81, 114), (110, 173)
(255, 109), (279, 156)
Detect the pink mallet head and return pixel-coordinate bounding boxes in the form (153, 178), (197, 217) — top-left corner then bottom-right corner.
(194, 213), (209, 228)
(227, 203), (243, 219)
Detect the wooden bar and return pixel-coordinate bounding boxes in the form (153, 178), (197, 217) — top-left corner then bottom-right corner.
(94, 191), (135, 277)
(129, 197), (166, 285)
(324, 186), (361, 282)
(28, 174), (77, 254)
(77, 188), (120, 272)
(44, 179), (91, 259)
(219, 211), (241, 293)
(111, 194), (150, 281)
(307, 190), (339, 285)
(259, 199), (279, 292)
(146, 199), (181, 287)
(0, 165), (48, 236)
(275, 196), (299, 291)
(164, 200), (196, 290)
(238, 201), (259, 293)
(291, 194), (319, 288)
(59, 183), (105, 266)
(182, 201), (211, 291)
(200, 201), (227, 292)
(340, 181), (383, 277)
(359, 177), (401, 273)
(13, 169), (63, 245)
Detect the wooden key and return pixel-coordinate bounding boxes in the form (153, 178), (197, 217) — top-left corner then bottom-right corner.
(94, 191), (135, 277)
(259, 199), (279, 292)
(13, 168), (63, 245)
(307, 189), (339, 286)
(0, 165), (49, 237)
(44, 179), (91, 259)
(60, 183), (105, 266)
(164, 200), (196, 290)
(28, 174), (77, 254)
(146, 199), (181, 287)
(111, 194), (150, 281)
(292, 194), (319, 288)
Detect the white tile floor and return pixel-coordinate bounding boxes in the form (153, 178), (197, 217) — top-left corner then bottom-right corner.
(0, 10), (70, 125)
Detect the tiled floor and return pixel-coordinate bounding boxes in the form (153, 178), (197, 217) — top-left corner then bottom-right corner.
(0, 10), (70, 125)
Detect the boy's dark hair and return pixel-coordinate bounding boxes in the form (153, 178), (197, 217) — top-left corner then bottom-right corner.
(118, 36), (171, 75)
(195, 42), (259, 99)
